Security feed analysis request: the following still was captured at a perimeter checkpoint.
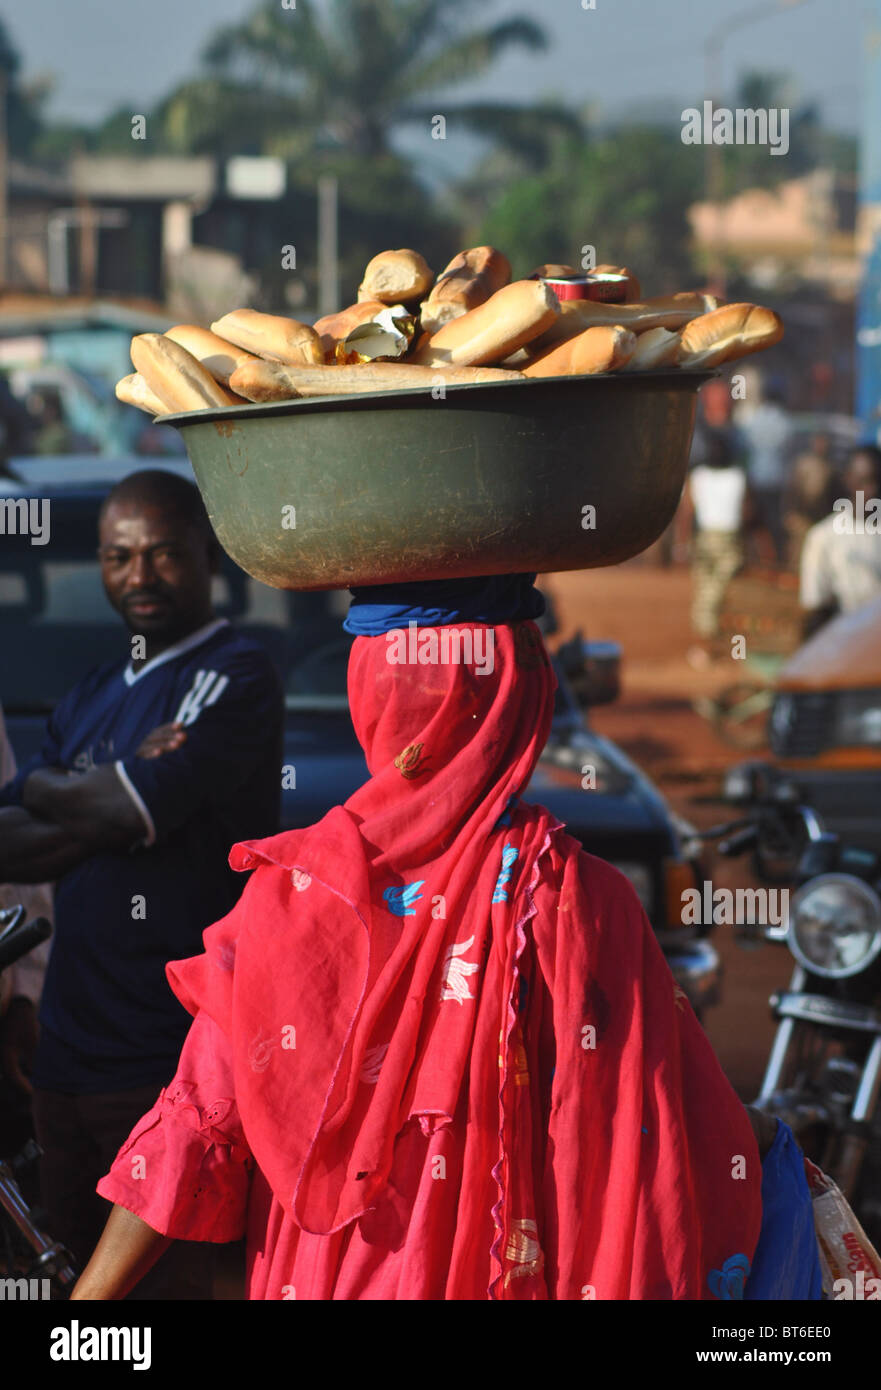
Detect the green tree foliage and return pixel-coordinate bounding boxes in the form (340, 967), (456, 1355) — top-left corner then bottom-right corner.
(181, 0), (582, 164)
(477, 125), (704, 295)
(0, 17), (45, 159)
(138, 0), (582, 305)
(717, 70), (831, 195)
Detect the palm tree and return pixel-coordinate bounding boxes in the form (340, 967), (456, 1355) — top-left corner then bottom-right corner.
(155, 0), (582, 166)
(0, 17), (45, 159)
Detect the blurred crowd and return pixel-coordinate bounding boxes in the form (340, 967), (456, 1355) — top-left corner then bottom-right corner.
(678, 369), (881, 665)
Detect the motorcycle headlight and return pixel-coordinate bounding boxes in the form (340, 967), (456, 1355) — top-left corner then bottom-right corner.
(832, 690), (881, 747)
(787, 874), (881, 979)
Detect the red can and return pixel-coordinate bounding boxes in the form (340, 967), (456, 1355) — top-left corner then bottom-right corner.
(539, 273), (628, 304)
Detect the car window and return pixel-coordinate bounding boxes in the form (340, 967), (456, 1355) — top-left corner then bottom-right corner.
(0, 535), (352, 711)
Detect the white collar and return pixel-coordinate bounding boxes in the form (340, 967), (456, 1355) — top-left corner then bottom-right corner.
(123, 618), (229, 686)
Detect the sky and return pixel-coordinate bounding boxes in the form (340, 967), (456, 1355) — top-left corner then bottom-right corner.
(1, 0), (866, 142)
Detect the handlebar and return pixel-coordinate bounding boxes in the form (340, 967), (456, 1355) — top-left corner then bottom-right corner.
(0, 908), (52, 972)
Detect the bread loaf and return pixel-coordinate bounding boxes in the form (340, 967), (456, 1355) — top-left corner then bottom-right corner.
(647, 291), (719, 315)
(164, 324), (258, 386)
(312, 300), (388, 362)
(210, 309), (324, 367)
(130, 335), (244, 411)
(522, 325), (637, 378)
(115, 372), (168, 416)
(530, 263), (580, 280)
(516, 295), (707, 363)
(621, 327), (682, 372)
(229, 360), (524, 403)
(676, 303), (784, 369)
(419, 246), (511, 335)
(357, 249), (434, 305)
(410, 279), (559, 368)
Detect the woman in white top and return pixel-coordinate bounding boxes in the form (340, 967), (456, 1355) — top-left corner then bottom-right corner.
(684, 428), (762, 666)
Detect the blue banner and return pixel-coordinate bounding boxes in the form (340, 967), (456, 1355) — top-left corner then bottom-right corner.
(857, 0), (881, 440)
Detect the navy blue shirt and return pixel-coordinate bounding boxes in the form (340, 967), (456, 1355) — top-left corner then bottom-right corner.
(0, 619), (283, 1094)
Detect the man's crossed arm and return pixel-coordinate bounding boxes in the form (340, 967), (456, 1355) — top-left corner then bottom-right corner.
(0, 723), (186, 884)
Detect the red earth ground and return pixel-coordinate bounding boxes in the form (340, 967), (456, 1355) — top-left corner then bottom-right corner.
(543, 559), (804, 1099)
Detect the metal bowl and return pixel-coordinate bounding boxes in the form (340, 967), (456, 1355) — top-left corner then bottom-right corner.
(162, 371), (710, 591)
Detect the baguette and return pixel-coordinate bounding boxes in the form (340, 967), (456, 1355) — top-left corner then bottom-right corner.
(530, 262), (580, 280)
(409, 279), (559, 368)
(357, 249), (434, 305)
(647, 291), (719, 315)
(210, 309), (324, 367)
(312, 299), (388, 362)
(164, 324), (258, 386)
(115, 372), (168, 416)
(621, 327), (682, 372)
(677, 303), (784, 369)
(419, 246), (511, 335)
(130, 335), (244, 411)
(228, 360), (524, 402)
(522, 325), (637, 378)
(516, 295), (708, 363)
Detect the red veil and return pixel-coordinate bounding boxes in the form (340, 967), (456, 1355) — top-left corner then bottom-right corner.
(168, 622), (761, 1299)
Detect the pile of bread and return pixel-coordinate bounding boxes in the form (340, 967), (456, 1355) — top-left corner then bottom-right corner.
(116, 245), (784, 416)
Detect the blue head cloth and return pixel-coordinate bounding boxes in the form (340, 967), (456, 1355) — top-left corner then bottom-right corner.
(343, 573), (545, 636)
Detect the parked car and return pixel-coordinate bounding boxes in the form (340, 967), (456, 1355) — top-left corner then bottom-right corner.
(0, 302), (184, 459)
(0, 460), (719, 1014)
(768, 596), (881, 854)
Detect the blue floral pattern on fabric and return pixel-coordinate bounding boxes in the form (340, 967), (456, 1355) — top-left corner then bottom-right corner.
(492, 845), (519, 904)
(707, 1253), (751, 1301)
(382, 882), (424, 916)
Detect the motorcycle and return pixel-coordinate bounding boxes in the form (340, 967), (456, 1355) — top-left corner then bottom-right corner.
(699, 761), (881, 1244)
(0, 904), (77, 1296)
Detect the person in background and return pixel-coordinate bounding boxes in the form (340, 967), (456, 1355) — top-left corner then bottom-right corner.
(0, 469), (284, 1297)
(734, 380), (792, 565)
(0, 700), (53, 1082)
(0, 370), (35, 459)
(27, 388), (75, 456)
(782, 433), (838, 571)
(0, 700), (53, 1166)
(683, 428), (763, 668)
(800, 445), (881, 640)
(672, 376), (745, 565)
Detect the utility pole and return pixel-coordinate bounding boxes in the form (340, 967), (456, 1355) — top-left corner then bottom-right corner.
(0, 69), (8, 290)
(702, 0), (809, 296)
(317, 174), (339, 317)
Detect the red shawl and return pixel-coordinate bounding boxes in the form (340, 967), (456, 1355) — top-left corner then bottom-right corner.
(168, 621), (761, 1299)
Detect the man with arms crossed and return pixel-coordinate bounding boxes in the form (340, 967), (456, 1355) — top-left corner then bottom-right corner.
(0, 469), (283, 1297)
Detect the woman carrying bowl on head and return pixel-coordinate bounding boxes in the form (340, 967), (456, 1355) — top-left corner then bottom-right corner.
(70, 575), (820, 1301)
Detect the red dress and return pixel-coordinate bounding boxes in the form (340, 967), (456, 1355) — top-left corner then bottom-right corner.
(98, 624), (762, 1299)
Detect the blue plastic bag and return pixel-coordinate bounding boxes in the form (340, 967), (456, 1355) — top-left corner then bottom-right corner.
(744, 1119), (824, 1300)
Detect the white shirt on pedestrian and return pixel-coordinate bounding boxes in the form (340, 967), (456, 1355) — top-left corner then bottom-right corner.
(690, 465), (747, 532)
(800, 513), (881, 614)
